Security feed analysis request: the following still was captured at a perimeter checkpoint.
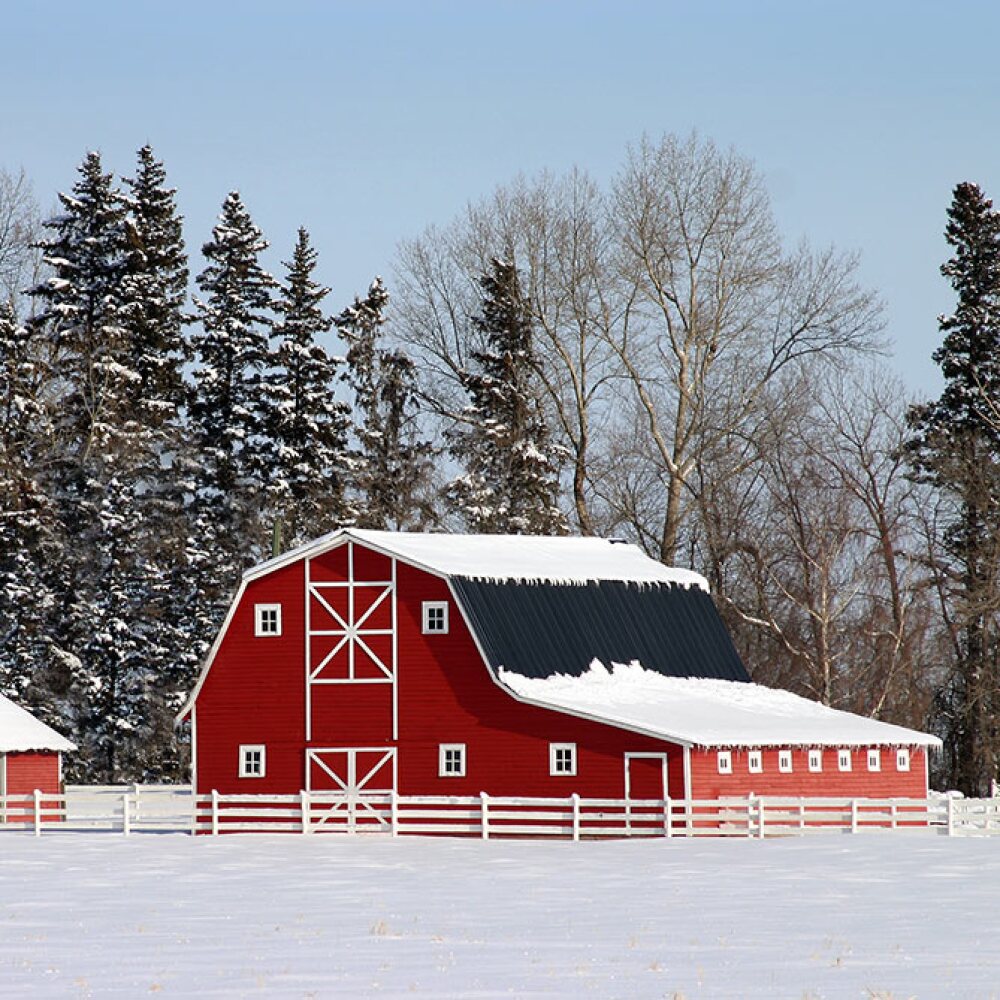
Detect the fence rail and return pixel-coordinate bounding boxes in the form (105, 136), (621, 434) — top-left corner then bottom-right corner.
(3, 787), (999, 839)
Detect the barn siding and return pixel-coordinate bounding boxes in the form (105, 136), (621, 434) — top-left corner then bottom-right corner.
(690, 746), (929, 799)
(5, 752), (61, 796)
(195, 561), (308, 795)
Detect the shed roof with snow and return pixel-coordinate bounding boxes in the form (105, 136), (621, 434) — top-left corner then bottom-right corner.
(0, 695), (76, 753)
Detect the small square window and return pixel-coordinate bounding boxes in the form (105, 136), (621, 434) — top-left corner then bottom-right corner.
(867, 749), (881, 772)
(896, 748), (911, 772)
(778, 750), (793, 773)
(439, 743), (465, 777)
(255, 603), (282, 636)
(748, 750), (763, 774)
(717, 750), (732, 775)
(550, 743), (577, 776)
(838, 749), (852, 772)
(239, 744), (266, 778)
(808, 749), (823, 773)
(422, 601), (449, 635)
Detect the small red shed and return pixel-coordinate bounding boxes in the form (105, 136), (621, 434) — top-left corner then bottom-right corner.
(179, 530), (939, 813)
(0, 694), (75, 808)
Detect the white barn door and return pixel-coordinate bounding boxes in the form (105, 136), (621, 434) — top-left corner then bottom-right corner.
(306, 747), (396, 833)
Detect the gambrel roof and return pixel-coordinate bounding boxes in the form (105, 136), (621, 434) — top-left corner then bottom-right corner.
(0, 694), (76, 753)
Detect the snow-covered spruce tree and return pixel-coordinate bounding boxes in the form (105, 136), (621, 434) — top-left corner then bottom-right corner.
(27, 151), (152, 779)
(118, 145), (195, 779)
(189, 191), (277, 637)
(907, 181), (1000, 795)
(338, 276), (436, 529)
(0, 304), (60, 706)
(447, 258), (567, 534)
(260, 227), (353, 549)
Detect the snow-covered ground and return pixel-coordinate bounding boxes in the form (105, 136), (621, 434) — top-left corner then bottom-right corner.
(1, 832), (998, 998)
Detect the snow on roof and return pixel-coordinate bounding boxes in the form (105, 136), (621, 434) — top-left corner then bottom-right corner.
(251, 528), (708, 589)
(499, 660), (941, 748)
(0, 695), (76, 753)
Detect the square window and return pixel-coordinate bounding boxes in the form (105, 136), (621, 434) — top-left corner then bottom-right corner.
(239, 744), (266, 778)
(838, 749), (852, 772)
(808, 749), (823, 773)
(255, 603), (282, 637)
(896, 748), (911, 772)
(439, 743), (465, 777)
(717, 750), (732, 775)
(748, 750), (763, 774)
(778, 750), (793, 773)
(422, 601), (449, 634)
(549, 743), (577, 776)
(867, 749), (881, 772)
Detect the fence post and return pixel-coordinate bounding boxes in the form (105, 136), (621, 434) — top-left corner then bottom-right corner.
(947, 795), (955, 837)
(798, 802), (805, 831)
(33, 788), (42, 837)
(571, 793), (580, 842)
(390, 790), (399, 838)
(480, 791), (490, 840)
(301, 790), (311, 835)
(122, 792), (131, 837)
(758, 797), (766, 839)
(850, 799), (858, 834)
(211, 789), (220, 836)
(746, 795), (754, 839)
(664, 796), (672, 839)
(891, 802), (898, 830)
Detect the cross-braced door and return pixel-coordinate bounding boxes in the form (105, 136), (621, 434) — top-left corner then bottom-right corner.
(306, 747), (396, 832)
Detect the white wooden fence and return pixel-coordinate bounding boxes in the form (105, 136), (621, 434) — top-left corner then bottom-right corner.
(2, 787), (999, 838)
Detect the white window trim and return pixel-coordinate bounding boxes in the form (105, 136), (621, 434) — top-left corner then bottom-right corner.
(438, 743), (466, 777)
(549, 742), (577, 776)
(867, 749), (881, 772)
(717, 750), (732, 775)
(778, 750), (793, 773)
(896, 748), (911, 772)
(838, 749), (852, 772)
(808, 749), (822, 773)
(239, 744), (266, 778)
(254, 603), (282, 637)
(422, 601), (449, 635)
(748, 750), (763, 774)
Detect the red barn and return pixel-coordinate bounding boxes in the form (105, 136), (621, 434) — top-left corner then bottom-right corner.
(0, 694), (75, 810)
(179, 530), (939, 816)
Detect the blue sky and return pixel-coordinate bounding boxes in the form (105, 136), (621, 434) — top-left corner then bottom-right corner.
(4, 1), (1000, 394)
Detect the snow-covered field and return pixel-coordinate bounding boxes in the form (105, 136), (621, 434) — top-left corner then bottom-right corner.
(1, 832), (998, 998)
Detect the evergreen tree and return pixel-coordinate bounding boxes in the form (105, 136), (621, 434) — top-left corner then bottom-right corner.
(188, 191), (277, 628)
(0, 304), (60, 705)
(263, 227), (353, 547)
(447, 257), (567, 534)
(907, 181), (1000, 794)
(27, 151), (151, 778)
(120, 144), (189, 426)
(118, 145), (194, 779)
(338, 277), (435, 529)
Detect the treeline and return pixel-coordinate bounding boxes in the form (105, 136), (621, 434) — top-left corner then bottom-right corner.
(0, 135), (996, 793)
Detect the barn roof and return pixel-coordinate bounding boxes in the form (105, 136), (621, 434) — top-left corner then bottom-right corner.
(499, 660), (942, 749)
(450, 577), (749, 683)
(0, 695), (76, 753)
(252, 528), (709, 590)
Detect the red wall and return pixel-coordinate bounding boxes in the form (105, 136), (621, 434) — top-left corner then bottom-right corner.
(191, 537), (928, 803)
(690, 746), (928, 799)
(5, 752), (61, 795)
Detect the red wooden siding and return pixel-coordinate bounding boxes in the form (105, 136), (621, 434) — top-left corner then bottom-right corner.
(5, 752), (61, 796)
(690, 746), (928, 799)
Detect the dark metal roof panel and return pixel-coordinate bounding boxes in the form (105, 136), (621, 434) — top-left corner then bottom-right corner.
(449, 579), (750, 683)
